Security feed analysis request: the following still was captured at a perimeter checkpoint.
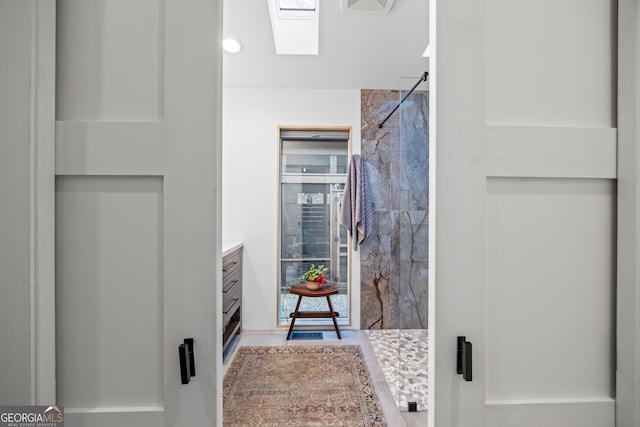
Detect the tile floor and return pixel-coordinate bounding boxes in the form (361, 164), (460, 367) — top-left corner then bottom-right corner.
(223, 329), (428, 427)
(365, 329), (429, 411)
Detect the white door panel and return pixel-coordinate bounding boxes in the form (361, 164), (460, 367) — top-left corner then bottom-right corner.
(56, 0), (163, 121)
(432, 0), (616, 425)
(485, 0), (614, 128)
(486, 178), (615, 407)
(55, 1), (221, 426)
(56, 176), (163, 412)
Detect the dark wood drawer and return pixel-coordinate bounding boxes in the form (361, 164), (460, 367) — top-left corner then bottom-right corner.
(222, 249), (242, 276)
(223, 265), (241, 292)
(222, 245), (243, 354)
(223, 279), (241, 326)
(223, 273), (241, 300)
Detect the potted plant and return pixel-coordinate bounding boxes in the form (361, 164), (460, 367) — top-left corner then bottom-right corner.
(302, 264), (328, 290)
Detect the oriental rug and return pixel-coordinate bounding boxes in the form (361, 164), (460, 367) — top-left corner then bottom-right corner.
(223, 345), (386, 426)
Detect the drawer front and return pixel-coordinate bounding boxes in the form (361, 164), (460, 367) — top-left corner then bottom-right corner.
(223, 273), (241, 300)
(222, 249), (242, 276)
(223, 297), (240, 326)
(222, 246), (242, 334)
(223, 279), (241, 325)
(223, 265), (241, 293)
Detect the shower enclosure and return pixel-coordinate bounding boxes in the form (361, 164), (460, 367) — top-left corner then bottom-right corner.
(360, 75), (429, 413)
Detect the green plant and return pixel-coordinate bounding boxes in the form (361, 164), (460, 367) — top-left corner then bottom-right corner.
(302, 264), (328, 284)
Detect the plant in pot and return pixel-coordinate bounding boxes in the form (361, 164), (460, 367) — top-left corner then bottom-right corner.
(302, 264), (328, 290)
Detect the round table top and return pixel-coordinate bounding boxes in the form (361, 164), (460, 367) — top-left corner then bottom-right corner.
(289, 283), (339, 297)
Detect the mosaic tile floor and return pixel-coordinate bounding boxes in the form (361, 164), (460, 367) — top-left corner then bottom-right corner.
(365, 329), (429, 412)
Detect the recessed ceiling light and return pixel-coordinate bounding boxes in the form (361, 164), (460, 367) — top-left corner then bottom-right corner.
(222, 38), (243, 54)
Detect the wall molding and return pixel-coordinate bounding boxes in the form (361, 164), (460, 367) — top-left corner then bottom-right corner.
(487, 125), (617, 179)
(486, 398), (615, 427)
(56, 121), (166, 175)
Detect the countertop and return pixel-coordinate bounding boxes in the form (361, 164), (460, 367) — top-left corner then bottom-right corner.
(222, 241), (243, 257)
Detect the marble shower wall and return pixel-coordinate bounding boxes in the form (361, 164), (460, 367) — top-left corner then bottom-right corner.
(360, 89), (429, 330)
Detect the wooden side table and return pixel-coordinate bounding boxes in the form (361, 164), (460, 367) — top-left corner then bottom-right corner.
(286, 283), (341, 340)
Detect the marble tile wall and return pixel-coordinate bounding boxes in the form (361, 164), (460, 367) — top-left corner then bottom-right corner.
(360, 89), (429, 330)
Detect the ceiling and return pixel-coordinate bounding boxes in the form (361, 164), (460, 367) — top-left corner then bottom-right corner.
(222, 0), (429, 90)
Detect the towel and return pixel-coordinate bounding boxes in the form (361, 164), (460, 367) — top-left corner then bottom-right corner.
(339, 154), (374, 250)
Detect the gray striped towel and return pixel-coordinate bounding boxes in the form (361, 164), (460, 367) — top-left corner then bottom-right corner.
(339, 154), (374, 250)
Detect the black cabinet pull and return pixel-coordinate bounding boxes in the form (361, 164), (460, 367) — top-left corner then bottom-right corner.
(222, 261), (237, 272)
(457, 336), (472, 381)
(179, 338), (196, 384)
(223, 299), (239, 315)
(223, 280), (239, 293)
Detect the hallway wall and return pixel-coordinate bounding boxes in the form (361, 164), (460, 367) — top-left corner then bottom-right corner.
(222, 87), (361, 331)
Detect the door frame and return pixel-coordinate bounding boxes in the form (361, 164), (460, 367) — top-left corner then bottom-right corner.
(615, 1), (640, 425)
(29, 0), (640, 425)
(31, 0), (56, 405)
(275, 125), (354, 328)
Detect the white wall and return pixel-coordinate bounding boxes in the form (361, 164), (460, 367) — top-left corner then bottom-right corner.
(222, 88), (361, 331)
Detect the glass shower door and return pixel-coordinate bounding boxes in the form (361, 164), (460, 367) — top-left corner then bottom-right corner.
(397, 75), (430, 411)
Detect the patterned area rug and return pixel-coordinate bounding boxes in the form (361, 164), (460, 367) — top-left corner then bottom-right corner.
(223, 345), (386, 426)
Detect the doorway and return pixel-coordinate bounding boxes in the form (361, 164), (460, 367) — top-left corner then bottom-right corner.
(277, 127), (352, 326)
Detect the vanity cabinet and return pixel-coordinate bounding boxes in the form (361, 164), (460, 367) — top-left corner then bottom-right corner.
(222, 243), (243, 352)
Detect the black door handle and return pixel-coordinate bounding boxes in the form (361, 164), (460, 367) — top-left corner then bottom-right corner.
(457, 336), (472, 381)
(179, 338), (196, 384)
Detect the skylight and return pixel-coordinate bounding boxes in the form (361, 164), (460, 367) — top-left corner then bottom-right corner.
(340, 0), (395, 14)
(278, 0), (316, 11)
(268, 0), (319, 55)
